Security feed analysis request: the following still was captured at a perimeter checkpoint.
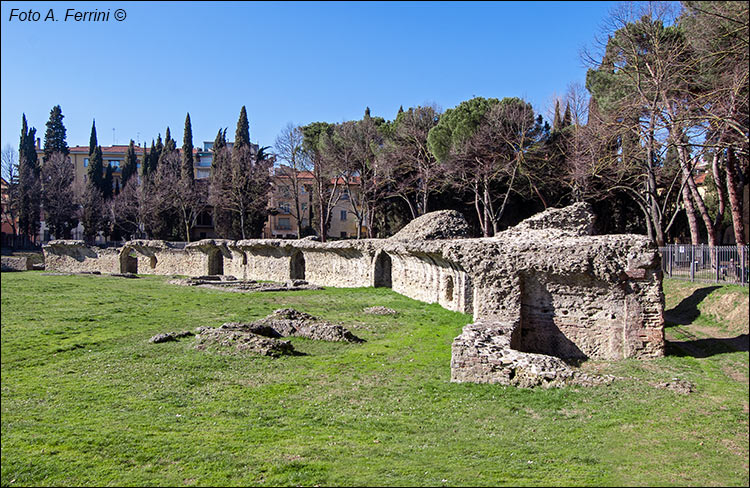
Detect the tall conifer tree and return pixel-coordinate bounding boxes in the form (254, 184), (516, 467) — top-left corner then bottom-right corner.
(562, 102), (572, 127)
(235, 107), (250, 149)
(103, 164), (113, 200)
(182, 113), (194, 182)
(17, 114), (41, 242)
(121, 140), (138, 186)
(553, 100), (563, 130)
(43, 105), (69, 163)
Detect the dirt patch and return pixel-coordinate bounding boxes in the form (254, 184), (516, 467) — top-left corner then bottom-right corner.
(363, 306), (398, 316)
(650, 378), (694, 394)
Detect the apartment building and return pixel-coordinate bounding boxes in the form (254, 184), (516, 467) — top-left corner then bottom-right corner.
(264, 167), (366, 239)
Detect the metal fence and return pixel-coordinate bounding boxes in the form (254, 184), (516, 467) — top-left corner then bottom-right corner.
(659, 244), (749, 286)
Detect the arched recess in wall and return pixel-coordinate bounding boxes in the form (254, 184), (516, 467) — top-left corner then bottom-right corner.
(373, 251), (392, 288)
(208, 249), (224, 275)
(444, 275), (454, 302)
(290, 250), (305, 280)
(120, 248), (138, 274)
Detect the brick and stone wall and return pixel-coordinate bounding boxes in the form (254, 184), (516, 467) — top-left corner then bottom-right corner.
(42, 203), (664, 387)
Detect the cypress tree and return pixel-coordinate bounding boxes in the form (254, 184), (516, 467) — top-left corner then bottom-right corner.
(397, 105), (404, 115)
(235, 107), (250, 149)
(103, 163), (113, 200)
(563, 102), (572, 127)
(142, 140), (152, 177)
(121, 140), (137, 187)
(158, 130), (174, 169)
(182, 113), (194, 182)
(88, 119), (98, 156)
(365, 107), (371, 118)
(213, 128), (227, 153)
(152, 134), (163, 175)
(43, 105), (69, 163)
(17, 114), (41, 242)
(553, 100), (562, 130)
(87, 143), (104, 192)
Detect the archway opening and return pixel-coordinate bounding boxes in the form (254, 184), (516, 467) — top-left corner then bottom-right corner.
(120, 248), (138, 274)
(290, 251), (305, 280)
(208, 250), (224, 275)
(444, 275), (454, 302)
(374, 251), (392, 288)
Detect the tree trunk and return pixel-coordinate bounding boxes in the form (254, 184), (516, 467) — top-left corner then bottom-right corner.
(725, 147), (747, 247)
(682, 172), (701, 245)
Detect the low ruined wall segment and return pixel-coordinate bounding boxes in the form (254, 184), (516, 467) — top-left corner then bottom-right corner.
(43, 241), (120, 274)
(41, 203), (664, 387)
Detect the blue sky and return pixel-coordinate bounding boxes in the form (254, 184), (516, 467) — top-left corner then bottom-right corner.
(1, 1), (621, 151)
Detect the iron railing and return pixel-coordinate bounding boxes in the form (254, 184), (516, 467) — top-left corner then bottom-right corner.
(659, 244), (749, 286)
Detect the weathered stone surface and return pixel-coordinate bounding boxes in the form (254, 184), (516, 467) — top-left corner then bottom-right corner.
(390, 209), (471, 241)
(41, 203), (665, 387)
(510, 201), (596, 237)
(252, 308), (364, 343)
(195, 327), (296, 357)
(1, 256), (31, 272)
(450, 321), (614, 388)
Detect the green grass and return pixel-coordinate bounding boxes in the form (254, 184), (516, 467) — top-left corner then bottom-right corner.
(2, 273), (748, 486)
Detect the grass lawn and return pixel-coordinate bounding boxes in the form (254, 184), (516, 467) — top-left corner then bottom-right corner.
(1, 273), (748, 486)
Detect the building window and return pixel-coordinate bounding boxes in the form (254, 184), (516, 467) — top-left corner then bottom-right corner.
(278, 218), (291, 230)
(279, 202), (291, 214)
(196, 168), (210, 179)
(301, 203), (307, 212)
(83, 158), (89, 167)
(340, 210), (347, 221)
(197, 211), (213, 226)
(108, 160), (120, 169)
(341, 191), (350, 201)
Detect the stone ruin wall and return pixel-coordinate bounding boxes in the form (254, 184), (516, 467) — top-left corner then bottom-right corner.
(41, 203), (665, 387)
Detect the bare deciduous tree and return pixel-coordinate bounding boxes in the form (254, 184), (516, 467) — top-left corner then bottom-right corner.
(274, 123), (310, 238)
(41, 152), (78, 239)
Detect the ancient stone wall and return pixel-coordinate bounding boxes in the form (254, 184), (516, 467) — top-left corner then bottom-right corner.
(42, 241), (120, 274)
(41, 203), (665, 387)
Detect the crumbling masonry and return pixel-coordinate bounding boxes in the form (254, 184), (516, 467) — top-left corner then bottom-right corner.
(43, 203), (665, 387)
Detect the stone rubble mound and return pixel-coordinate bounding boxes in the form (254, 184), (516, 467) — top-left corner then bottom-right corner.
(168, 277), (322, 293)
(508, 201), (596, 237)
(195, 326), (295, 357)
(254, 308), (365, 343)
(451, 321), (614, 388)
(390, 209), (471, 241)
(363, 306), (398, 316)
(193, 308), (364, 357)
(1, 256), (32, 272)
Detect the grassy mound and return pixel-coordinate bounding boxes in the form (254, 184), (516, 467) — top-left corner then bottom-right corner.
(1, 273), (747, 486)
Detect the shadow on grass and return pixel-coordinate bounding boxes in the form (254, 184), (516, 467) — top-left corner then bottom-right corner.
(664, 285), (721, 326)
(664, 285), (748, 358)
(666, 334), (749, 358)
